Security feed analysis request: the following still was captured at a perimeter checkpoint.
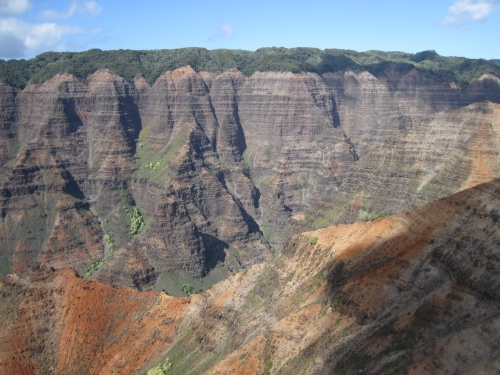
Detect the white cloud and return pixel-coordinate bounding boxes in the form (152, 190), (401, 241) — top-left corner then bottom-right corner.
(0, 0), (102, 59)
(0, 17), (100, 57)
(0, 0), (32, 16)
(441, 0), (500, 26)
(39, 0), (102, 20)
(208, 22), (234, 42)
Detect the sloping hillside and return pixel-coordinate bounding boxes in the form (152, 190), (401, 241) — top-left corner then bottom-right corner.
(2, 180), (499, 374)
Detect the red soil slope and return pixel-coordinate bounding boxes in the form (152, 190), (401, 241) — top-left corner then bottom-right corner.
(0, 268), (190, 375)
(2, 179), (500, 374)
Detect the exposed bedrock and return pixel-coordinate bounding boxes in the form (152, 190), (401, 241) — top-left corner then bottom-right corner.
(0, 65), (499, 290)
(0, 268), (191, 375)
(300, 101), (500, 231)
(237, 71), (357, 246)
(3, 180), (500, 374)
(322, 68), (500, 157)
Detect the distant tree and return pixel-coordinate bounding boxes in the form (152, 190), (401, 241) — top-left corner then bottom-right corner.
(180, 283), (195, 296)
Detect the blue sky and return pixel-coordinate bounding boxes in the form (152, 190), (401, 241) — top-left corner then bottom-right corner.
(0, 0), (499, 60)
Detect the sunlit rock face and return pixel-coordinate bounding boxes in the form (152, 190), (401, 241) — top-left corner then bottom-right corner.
(3, 179), (500, 374)
(0, 65), (499, 291)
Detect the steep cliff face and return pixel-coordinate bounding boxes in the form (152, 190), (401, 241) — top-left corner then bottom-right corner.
(323, 69), (413, 157)
(3, 180), (499, 375)
(0, 83), (18, 166)
(237, 71), (357, 245)
(322, 67), (497, 157)
(82, 70), (140, 186)
(465, 73), (500, 104)
(1, 64), (500, 291)
(156, 180), (500, 375)
(301, 101), (500, 229)
(0, 74), (103, 275)
(94, 66), (272, 289)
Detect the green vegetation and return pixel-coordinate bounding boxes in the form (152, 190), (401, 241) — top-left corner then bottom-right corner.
(135, 125), (190, 185)
(158, 328), (221, 375)
(141, 159), (162, 172)
(84, 232), (116, 278)
(0, 256), (12, 274)
(249, 263), (280, 308)
(358, 209), (387, 221)
(105, 233), (115, 252)
(1, 192), (61, 274)
(1, 47), (499, 89)
(143, 356), (172, 375)
(124, 206), (145, 235)
(117, 178), (133, 204)
(180, 283), (195, 296)
(331, 342), (409, 375)
(155, 267), (227, 296)
(308, 236), (318, 245)
(260, 220), (278, 244)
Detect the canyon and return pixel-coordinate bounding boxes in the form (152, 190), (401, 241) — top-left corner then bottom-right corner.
(1, 48), (500, 374)
(1, 61), (499, 292)
(2, 179), (500, 374)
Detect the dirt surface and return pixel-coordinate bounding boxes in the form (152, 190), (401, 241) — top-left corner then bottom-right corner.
(0, 268), (190, 375)
(2, 180), (500, 374)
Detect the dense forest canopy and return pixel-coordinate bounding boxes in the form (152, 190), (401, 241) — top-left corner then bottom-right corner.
(1, 47), (499, 89)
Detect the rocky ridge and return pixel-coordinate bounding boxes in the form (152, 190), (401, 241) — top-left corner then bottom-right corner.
(2, 179), (500, 374)
(300, 100), (500, 230)
(0, 268), (190, 375)
(0, 65), (499, 291)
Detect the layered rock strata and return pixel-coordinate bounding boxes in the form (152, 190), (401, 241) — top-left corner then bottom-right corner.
(323, 69), (500, 157)
(301, 101), (500, 229)
(3, 180), (500, 374)
(0, 65), (499, 290)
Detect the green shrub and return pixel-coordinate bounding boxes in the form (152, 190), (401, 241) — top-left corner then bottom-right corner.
(147, 357), (172, 375)
(358, 209), (387, 221)
(309, 236), (318, 245)
(129, 207), (145, 235)
(180, 283), (195, 296)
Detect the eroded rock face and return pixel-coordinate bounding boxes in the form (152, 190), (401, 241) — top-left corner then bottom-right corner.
(465, 74), (500, 104)
(159, 180), (500, 375)
(324, 70), (410, 157)
(236, 71), (357, 245)
(323, 67), (469, 157)
(0, 268), (190, 375)
(0, 83), (18, 165)
(305, 101), (500, 227)
(0, 66), (499, 290)
(3, 181), (500, 375)
(0, 74), (100, 275)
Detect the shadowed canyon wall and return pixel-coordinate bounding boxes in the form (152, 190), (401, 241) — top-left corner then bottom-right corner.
(1, 65), (500, 291)
(2, 179), (500, 374)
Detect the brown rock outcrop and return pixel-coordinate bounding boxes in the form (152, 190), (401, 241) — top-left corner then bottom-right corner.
(316, 101), (500, 226)
(465, 73), (500, 104)
(237, 71), (357, 245)
(323, 67), (469, 157)
(0, 74), (101, 275)
(159, 179), (500, 374)
(323, 70), (411, 157)
(0, 83), (18, 166)
(2, 180), (500, 375)
(1, 65), (500, 291)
